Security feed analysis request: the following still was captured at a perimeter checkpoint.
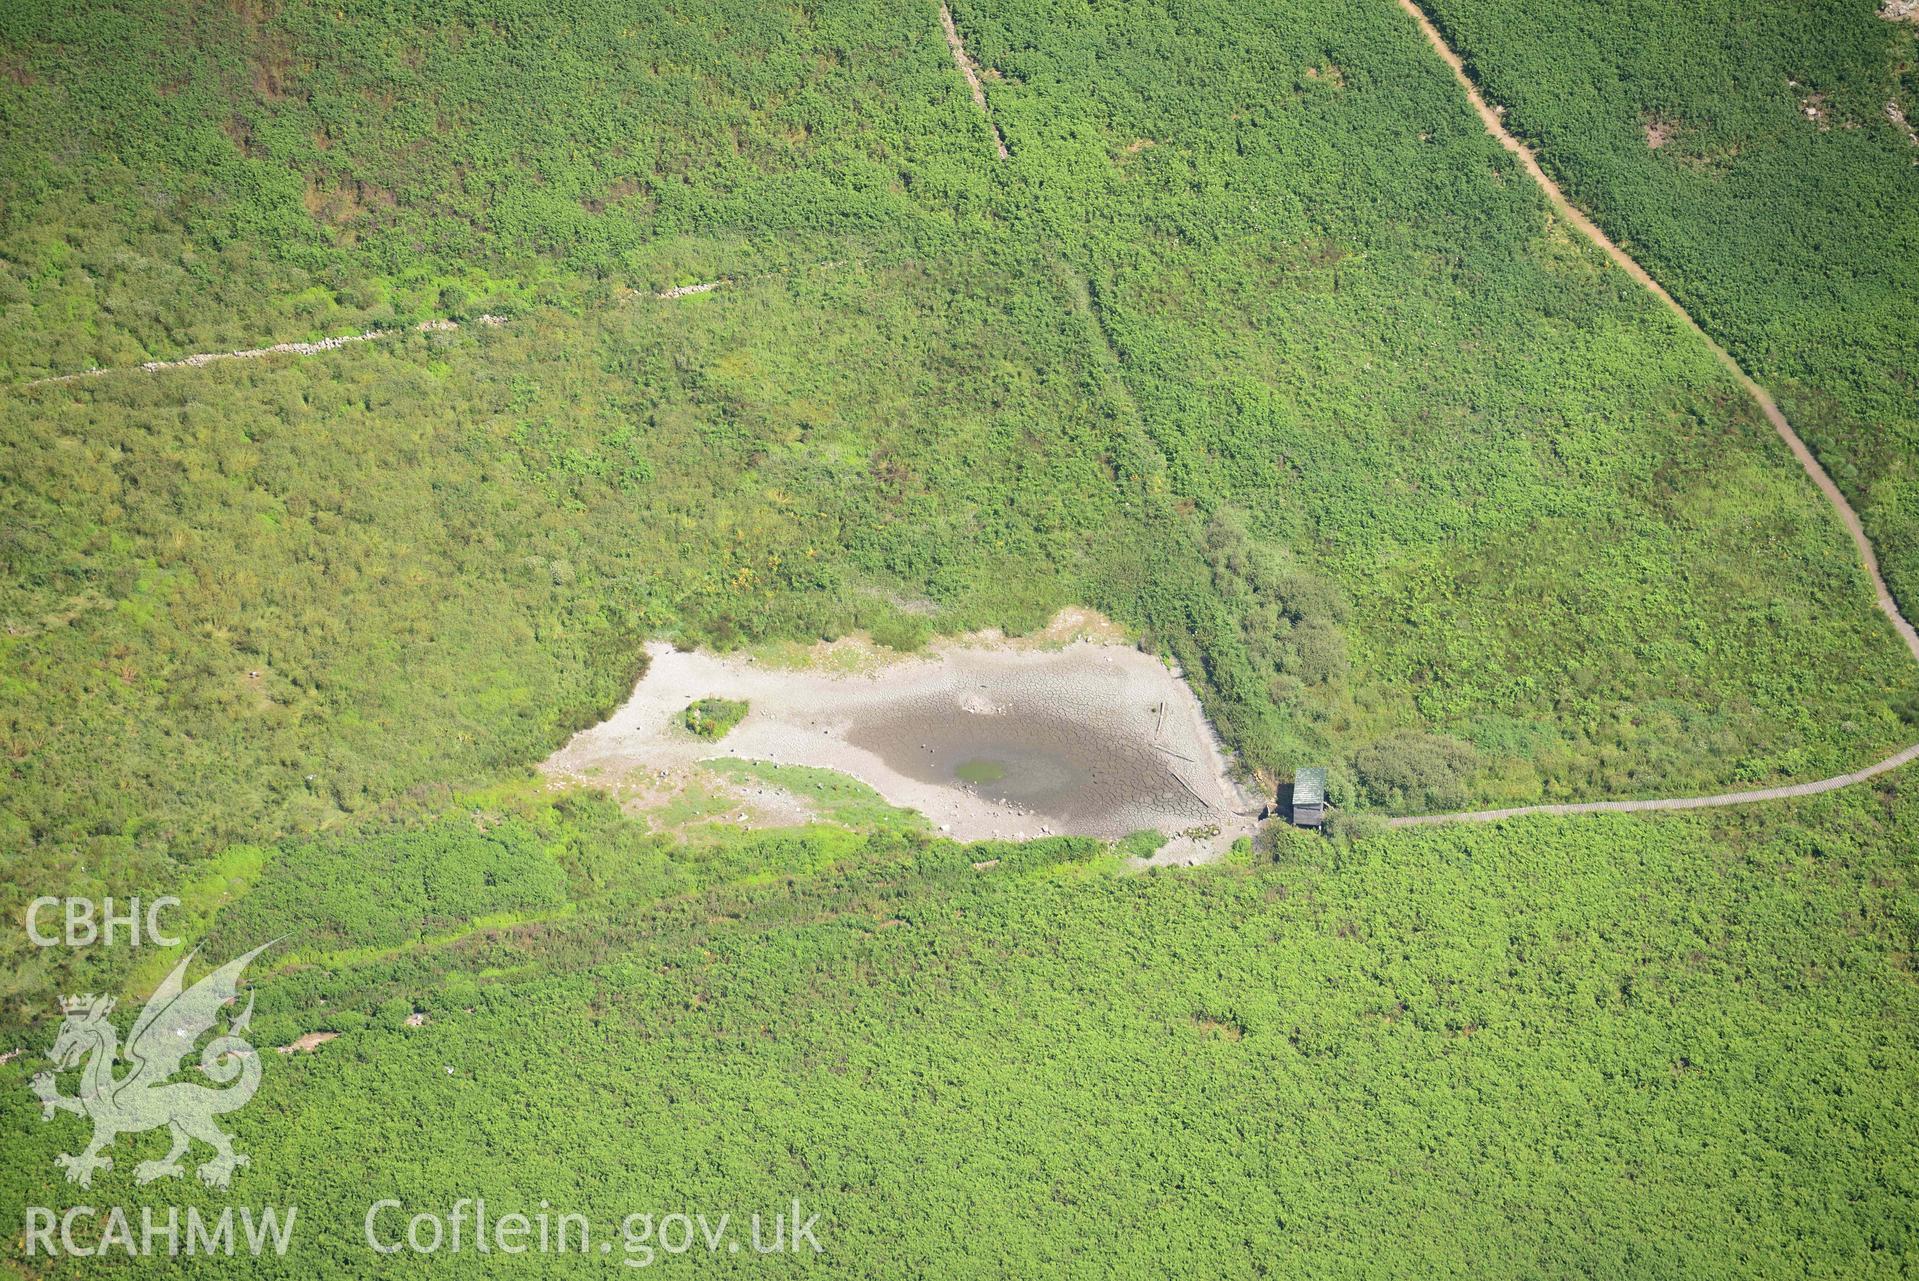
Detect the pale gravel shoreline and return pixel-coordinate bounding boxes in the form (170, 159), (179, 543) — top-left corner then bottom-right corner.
(543, 632), (1258, 864)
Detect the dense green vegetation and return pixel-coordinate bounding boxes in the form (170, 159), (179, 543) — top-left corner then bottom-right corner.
(1415, 0), (1919, 614)
(4, 773), (1916, 1276)
(3, 0), (1917, 1271)
(0, 0), (990, 374)
(0, 249), (1144, 1005)
(6, 0), (1919, 1011)
(955, 0), (1919, 788)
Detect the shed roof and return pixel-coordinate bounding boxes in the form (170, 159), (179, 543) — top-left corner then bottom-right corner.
(1294, 767), (1327, 807)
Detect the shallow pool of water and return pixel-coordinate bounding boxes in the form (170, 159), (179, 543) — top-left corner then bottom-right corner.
(844, 698), (1209, 832)
(545, 631), (1252, 849)
(954, 758), (1007, 784)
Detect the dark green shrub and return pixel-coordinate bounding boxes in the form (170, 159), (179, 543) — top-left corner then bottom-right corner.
(868, 614), (932, 652)
(682, 698), (749, 740)
(1350, 734), (1478, 813)
(1328, 811), (1389, 844)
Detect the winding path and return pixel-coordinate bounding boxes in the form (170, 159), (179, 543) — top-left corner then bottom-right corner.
(8, 13), (1914, 829)
(1389, 0), (1919, 826)
(11, 265), (842, 388)
(19, 316), (504, 389)
(939, 3), (1010, 159)
(1392, 742), (1919, 827)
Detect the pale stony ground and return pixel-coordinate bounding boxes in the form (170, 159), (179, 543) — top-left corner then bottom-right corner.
(543, 615), (1260, 863)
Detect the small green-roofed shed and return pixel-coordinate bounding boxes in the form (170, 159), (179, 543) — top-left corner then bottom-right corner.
(1292, 767), (1328, 827)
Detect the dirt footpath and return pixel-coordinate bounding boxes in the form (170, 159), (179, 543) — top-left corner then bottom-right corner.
(1396, 0), (1919, 666)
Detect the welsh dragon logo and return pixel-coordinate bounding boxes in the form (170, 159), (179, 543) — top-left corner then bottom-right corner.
(31, 942), (276, 1190)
